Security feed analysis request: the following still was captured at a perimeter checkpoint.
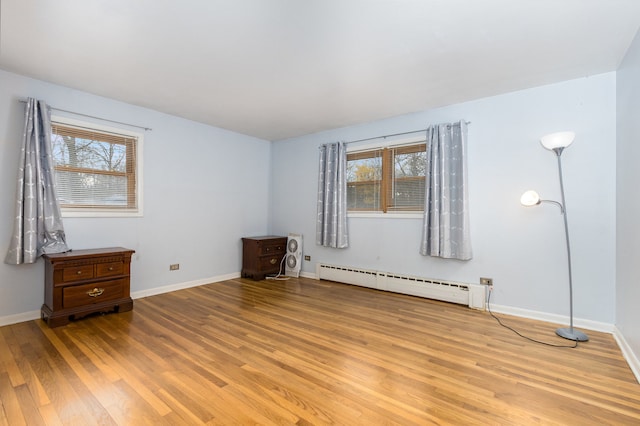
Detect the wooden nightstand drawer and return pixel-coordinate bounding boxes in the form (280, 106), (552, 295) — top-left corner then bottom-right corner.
(63, 279), (126, 309)
(260, 242), (285, 256)
(96, 261), (124, 278)
(62, 265), (94, 282)
(259, 255), (283, 270)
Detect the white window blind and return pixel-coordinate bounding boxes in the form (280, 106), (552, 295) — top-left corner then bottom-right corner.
(388, 144), (426, 211)
(51, 121), (139, 213)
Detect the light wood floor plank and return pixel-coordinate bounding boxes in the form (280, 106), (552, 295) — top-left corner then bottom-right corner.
(1, 277), (639, 425)
(0, 372), (27, 426)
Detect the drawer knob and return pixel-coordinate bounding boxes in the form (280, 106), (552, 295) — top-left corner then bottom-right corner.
(77, 270), (83, 275)
(270, 258), (277, 265)
(87, 288), (104, 297)
(108, 267), (114, 271)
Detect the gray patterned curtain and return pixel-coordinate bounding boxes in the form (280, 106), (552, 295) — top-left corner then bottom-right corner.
(316, 142), (349, 248)
(420, 120), (472, 260)
(5, 98), (69, 265)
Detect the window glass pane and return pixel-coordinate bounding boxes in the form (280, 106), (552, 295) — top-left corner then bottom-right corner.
(348, 181), (381, 210)
(52, 135), (126, 172)
(347, 152), (382, 211)
(389, 149), (426, 210)
(394, 150), (426, 178)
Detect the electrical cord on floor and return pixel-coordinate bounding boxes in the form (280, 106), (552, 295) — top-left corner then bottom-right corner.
(487, 286), (578, 348)
(265, 254), (290, 281)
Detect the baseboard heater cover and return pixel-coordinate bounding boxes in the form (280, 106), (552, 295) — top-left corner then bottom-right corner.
(316, 263), (485, 310)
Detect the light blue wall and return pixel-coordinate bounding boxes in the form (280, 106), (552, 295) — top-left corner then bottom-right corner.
(271, 73), (617, 324)
(0, 69), (271, 320)
(0, 67), (621, 329)
(616, 29), (640, 360)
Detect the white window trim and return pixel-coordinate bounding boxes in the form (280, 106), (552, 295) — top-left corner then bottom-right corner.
(348, 212), (423, 219)
(346, 134), (426, 216)
(346, 134), (426, 154)
(51, 115), (144, 218)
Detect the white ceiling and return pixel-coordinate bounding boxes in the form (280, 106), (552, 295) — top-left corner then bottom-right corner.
(1, 1), (639, 141)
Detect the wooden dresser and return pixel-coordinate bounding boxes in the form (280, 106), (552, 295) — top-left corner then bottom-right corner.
(241, 236), (287, 280)
(41, 247), (135, 327)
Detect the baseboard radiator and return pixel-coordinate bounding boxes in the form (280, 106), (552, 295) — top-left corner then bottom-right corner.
(316, 263), (486, 310)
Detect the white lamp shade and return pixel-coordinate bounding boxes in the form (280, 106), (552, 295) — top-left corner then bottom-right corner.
(520, 190), (541, 207)
(540, 131), (575, 151)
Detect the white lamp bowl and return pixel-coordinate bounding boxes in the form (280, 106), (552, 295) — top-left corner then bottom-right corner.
(520, 190), (541, 207)
(540, 131), (575, 151)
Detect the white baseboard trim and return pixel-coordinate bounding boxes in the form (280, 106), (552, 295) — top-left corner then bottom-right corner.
(488, 303), (614, 333)
(0, 310), (41, 327)
(613, 327), (640, 384)
(300, 270), (319, 280)
(130, 272), (241, 300)
(0, 272), (241, 327)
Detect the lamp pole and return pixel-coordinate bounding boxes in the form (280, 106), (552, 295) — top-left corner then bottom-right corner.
(553, 147), (588, 342)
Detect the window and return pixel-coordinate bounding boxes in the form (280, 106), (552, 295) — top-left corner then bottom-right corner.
(347, 141), (426, 213)
(50, 117), (143, 217)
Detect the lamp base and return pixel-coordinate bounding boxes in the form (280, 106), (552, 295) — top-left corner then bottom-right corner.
(556, 327), (589, 342)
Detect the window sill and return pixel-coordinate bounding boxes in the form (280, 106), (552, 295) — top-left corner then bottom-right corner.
(61, 209), (143, 218)
(348, 212), (423, 219)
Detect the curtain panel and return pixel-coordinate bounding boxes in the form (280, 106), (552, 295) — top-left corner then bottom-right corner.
(5, 98), (69, 265)
(420, 120), (472, 260)
(316, 142), (349, 248)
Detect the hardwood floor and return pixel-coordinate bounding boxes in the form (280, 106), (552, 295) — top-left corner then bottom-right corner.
(1, 277), (639, 425)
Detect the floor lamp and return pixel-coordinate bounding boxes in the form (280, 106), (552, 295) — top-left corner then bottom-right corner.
(520, 131), (588, 342)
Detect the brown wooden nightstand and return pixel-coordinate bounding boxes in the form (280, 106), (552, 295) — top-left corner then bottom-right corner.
(41, 247), (135, 327)
(241, 236), (287, 280)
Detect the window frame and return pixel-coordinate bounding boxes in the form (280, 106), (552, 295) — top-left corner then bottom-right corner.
(51, 116), (144, 218)
(346, 135), (426, 218)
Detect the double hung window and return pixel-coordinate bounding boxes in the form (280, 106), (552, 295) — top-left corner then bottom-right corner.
(50, 117), (143, 216)
(347, 140), (426, 213)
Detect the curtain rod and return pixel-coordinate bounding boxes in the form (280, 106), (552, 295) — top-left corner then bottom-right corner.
(346, 120), (470, 145)
(18, 99), (152, 131)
